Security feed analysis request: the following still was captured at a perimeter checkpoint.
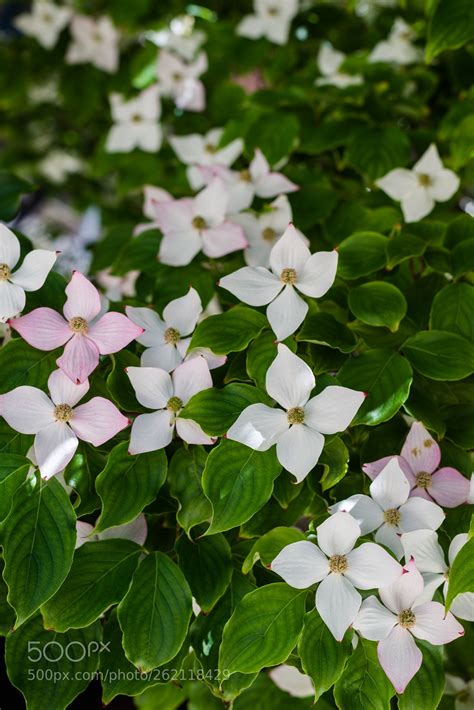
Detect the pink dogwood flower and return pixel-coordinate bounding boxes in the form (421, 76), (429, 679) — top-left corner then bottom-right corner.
(1, 369), (128, 479)
(353, 560), (464, 693)
(126, 356), (215, 454)
(363, 421), (470, 508)
(152, 179), (247, 266)
(331, 457), (445, 559)
(156, 49), (207, 112)
(271, 512), (402, 641)
(9, 271), (143, 384)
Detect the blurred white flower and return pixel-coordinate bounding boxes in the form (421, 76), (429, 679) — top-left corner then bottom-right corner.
(156, 49), (207, 112)
(237, 0), (299, 45)
(15, 1), (70, 49)
(170, 128), (243, 190)
(316, 44), (363, 89)
(269, 665), (314, 698)
(38, 150), (82, 184)
(369, 18), (421, 65)
(106, 86), (162, 153)
(66, 15), (119, 73)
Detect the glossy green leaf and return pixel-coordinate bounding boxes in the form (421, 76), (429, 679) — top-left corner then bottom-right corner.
(430, 284), (474, 342)
(403, 331), (474, 381)
(168, 446), (211, 536)
(338, 349), (413, 425)
(319, 437), (350, 491)
(445, 537), (474, 610)
(346, 126), (410, 180)
(176, 533), (232, 612)
(189, 306), (267, 354)
(0, 456), (28, 521)
(117, 552), (192, 672)
(2, 476), (76, 627)
(246, 330), (297, 389)
(41, 539), (142, 632)
(386, 233), (426, 269)
(95, 441), (167, 532)
(0, 339), (59, 394)
(219, 583), (306, 676)
(426, 0), (474, 61)
(242, 526), (306, 574)
(337, 232), (387, 279)
(348, 282), (407, 332)
(202, 439), (282, 534)
(298, 312), (357, 352)
(334, 638), (395, 710)
(398, 642), (444, 710)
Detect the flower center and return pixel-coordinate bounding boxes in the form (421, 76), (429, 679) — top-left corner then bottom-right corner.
(69, 316), (88, 334)
(192, 216), (207, 230)
(328, 554), (348, 574)
(262, 227), (277, 242)
(54, 403), (73, 423)
(131, 113), (143, 123)
(280, 267), (297, 285)
(92, 32), (103, 43)
(166, 396), (183, 413)
(415, 471), (432, 489)
(267, 6), (279, 15)
(0, 263), (11, 281)
(417, 173), (432, 187)
(172, 72), (183, 82)
(240, 168), (251, 182)
(205, 143), (217, 154)
(164, 327), (180, 344)
(384, 508), (401, 526)
(287, 407), (305, 425)
(398, 608), (416, 629)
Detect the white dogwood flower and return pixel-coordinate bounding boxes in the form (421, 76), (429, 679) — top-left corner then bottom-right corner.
(14, 1), (70, 49)
(106, 86), (162, 153)
(76, 514), (147, 549)
(444, 675), (474, 710)
(316, 44), (363, 89)
(269, 665), (314, 698)
(376, 144), (460, 222)
(66, 15), (119, 73)
(152, 179), (247, 266)
(369, 18), (421, 65)
(401, 530), (474, 621)
(169, 128), (243, 190)
(38, 150), (82, 183)
(0, 224), (57, 322)
(330, 457), (445, 559)
(272, 512), (402, 640)
(126, 287), (225, 371)
(353, 560), (464, 693)
(127, 357), (215, 454)
(227, 344), (364, 481)
(219, 224), (337, 340)
(237, 0), (299, 46)
(148, 16), (206, 61)
(156, 49), (208, 112)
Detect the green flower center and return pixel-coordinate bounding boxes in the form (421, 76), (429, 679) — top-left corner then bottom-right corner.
(384, 508), (401, 526)
(69, 316), (88, 334)
(418, 173), (432, 187)
(398, 609), (416, 629)
(262, 227), (277, 242)
(240, 169), (251, 182)
(192, 216), (207, 230)
(164, 327), (180, 344)
(205, 143), (217, 154)
(287, 407), (305, 425)
(172, 72), (183, 82)
(329, 554), (348, 574)
(280, 267), (297, 285)
(167, 396), (183, 413)
(131, 114), (143, 123)
(0, 263), (11, 281)
(415, 472), (432, 489)
(54, 403), (73, 423)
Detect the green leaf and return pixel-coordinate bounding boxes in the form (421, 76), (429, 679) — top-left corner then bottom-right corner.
(445, 537), (474, 610)
(0, 339), (59, 393)
(346, 126), (410, 179)
(386, 233), (427, 269)
(348, 282), (407, 332)
(334, 638), (395, 710)
(112, 229), (161, 275)
(298, 312), (357, 352)
(176, 533), (232, 612)
(443, 404), (474, 449)
(403, 331), (474, 381)
(319, 437), (350, 491)
(106, 349), (141, 410)
(426, 0), (474, 61)
(451, 238), (474, 278)
(398, 642), (444, 710)
(117, 552), (192, 672)
(5, 616), (102, 710)
(430, 283), (474, 342)
(0, 172), (30, 220)
(219, 583), (306, 676)
(2, 476), (76, 627)
(299, 609), (351, 701)
(41, 539), (142, 632)
(168, 447), (211, 536)
(247, 330), (296, 389)
(0, 559), (15, 636)
(242, 526), (305, 575)
(0, 456), (28, 521)
(95, 442), (167, 533)
(180, 383), (270, 436)
(338, 350), (413, 425)
(245, 113), (299, 164)
(189, 306), (267, 354)
(134, 683), (187, 710)
(202, 439), (282, 534)
(337, 232), (387, 279)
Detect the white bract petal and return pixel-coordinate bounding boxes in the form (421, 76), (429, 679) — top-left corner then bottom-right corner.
(271, 540), (329, 588)
(265, 344), (314, 409)
(317, 512), (360, 557)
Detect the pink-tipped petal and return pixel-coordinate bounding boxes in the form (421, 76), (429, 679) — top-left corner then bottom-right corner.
(11, 308), (71, 350)
(87, 312), (143, 354)
(379, 559), (424, 614)
(411, 602), (464, 644)
(10, 249), (57, 291)
(363, 455), (415, 485)
(56, 335), (100, 384)
(48, 368), (89, 407)
(345, 543), (402, 590)
(353, 596), (397, 641)
(201, 223), (247, 259)
(172, 356), (212, 405)
(1, 386), (54, 434)
(304, 386), (365, 435)
(378, 626), (422, 694)
(63, 272), (101, 322)
(128, 410), (174, 454)
(34, 421), (78, 479)
(175, 417), (215, 445)
(369, 457), (411, 510)
(428, 468), (470, 508)
(317, 511), (361, 557)
(0, 224), (20, 268)
(401, 422), (441, 475)
(70, 397), (129, 446)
